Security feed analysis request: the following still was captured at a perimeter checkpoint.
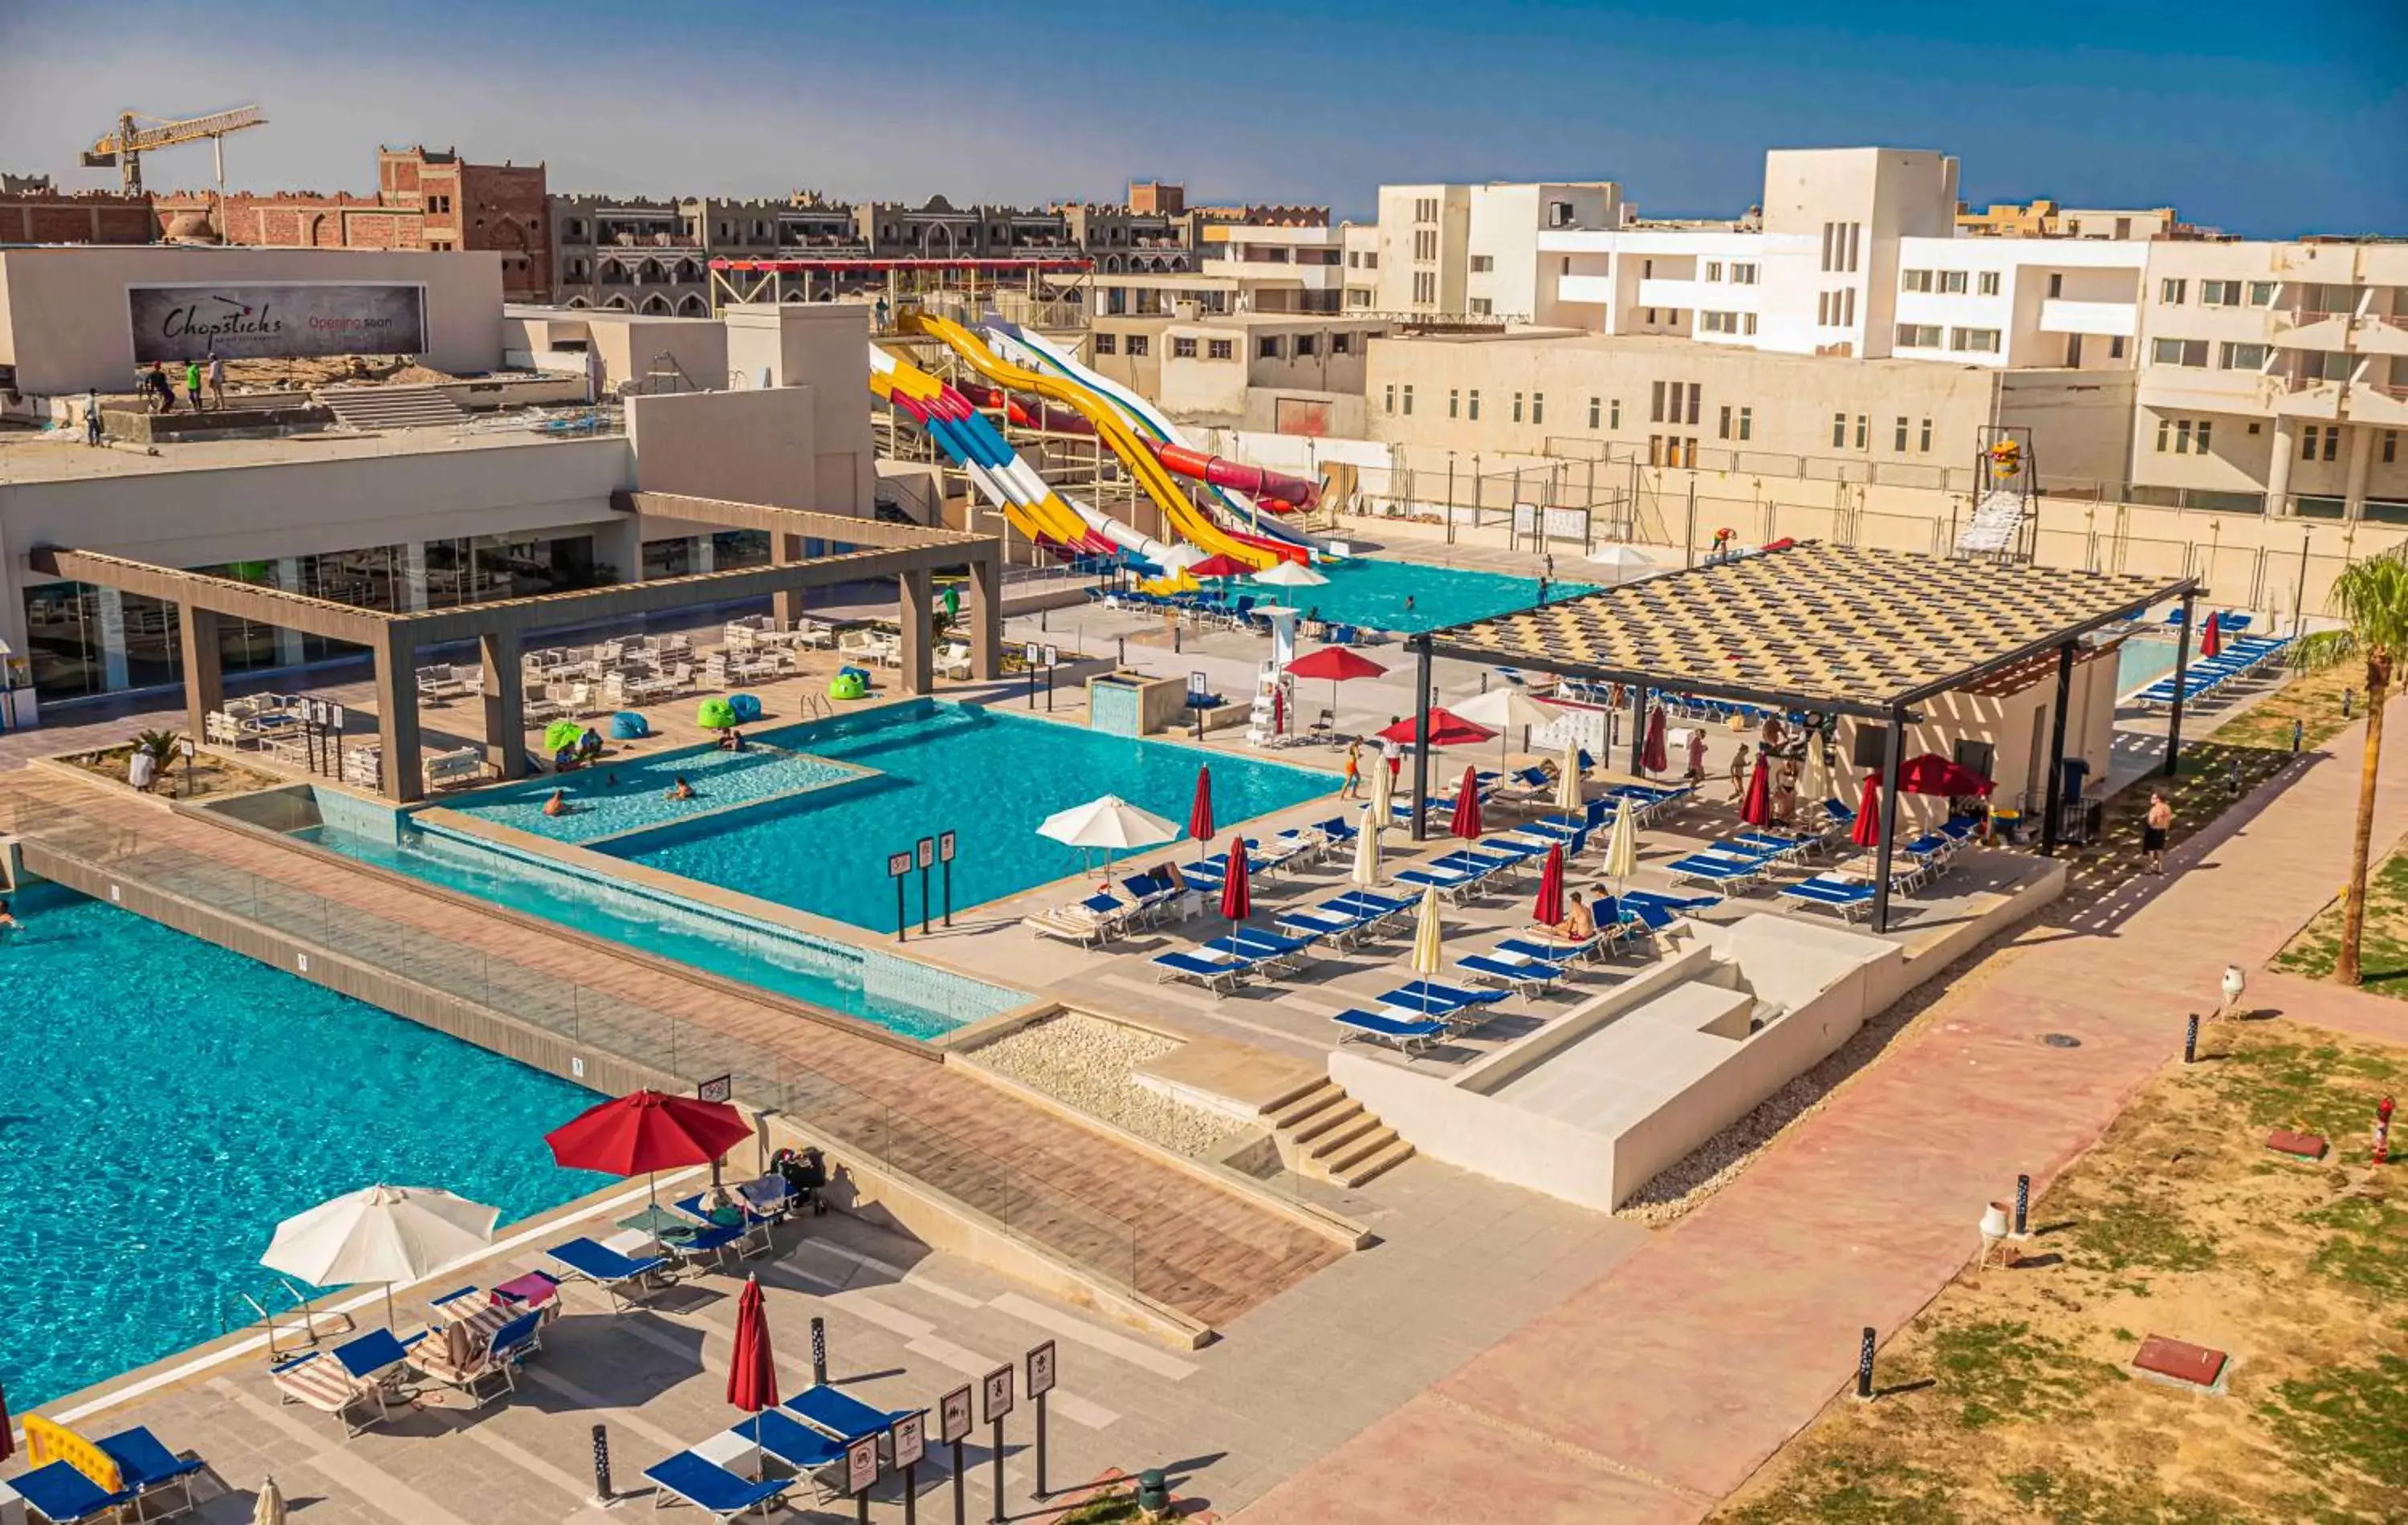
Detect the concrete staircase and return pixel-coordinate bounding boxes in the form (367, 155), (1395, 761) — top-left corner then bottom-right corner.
(1266, 1077), (1414, 1187)
(315, 384), (466, 433)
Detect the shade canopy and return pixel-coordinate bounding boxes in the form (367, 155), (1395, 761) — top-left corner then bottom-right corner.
(1897, 754), (1995, 797)
(1379, 708), (1497, 747)
(546, 1090), (753, 1179)
(1251, 559), (1330, 588)
(1037, 794), (1182, 850)
(1284, 647), (1387, 681)
(1451, 686), (1559, 734)
(262, 1185), (499, 1299)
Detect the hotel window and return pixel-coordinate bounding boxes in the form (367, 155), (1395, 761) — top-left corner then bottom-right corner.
(1939, 270), (1969, 294)
(1893, 416), (1910, 451)
(1705, 261), (1723, 282)
(1173, 336), (1198, 358)
(1384, 384), (1395, 414)
(2386, 431), (2398, 465)
(1588, 396), (1601, 429)
(2219, 342), (2270, 370)
(2201, 280), (2243, 307)
(1950, 327), (2002, 353)
(2248, 281), (2279, 307)
(1125, 335), (1149, 356)
(1561, 256), (1572, 275)
(2304, 424), (2339, 462)
(1643, 258), (1655, 279)
(1531, 392), (1545, 425)
(1401, 384), (1413, 415)
(1918, 418), (1932, 452)
(1743, 314), (1759, 334)
(1651, 380), (1666, 423)
(2109, 335), (2126, 360)
(1332, 332), (1352, 355)
(1686, 383), (1702, 426)
(2048, 272), (2064, 298)
(1832, 412), (1849, 448)
(1645, 308), (1658, 324)
(2159, 278), (2187, 304)
(1347, 251), (1359, 267)
(1450, 389), (1460, 418)
(1470, 298), (1493, 315)
(1978, 270), (2001, 295)
(1466, 390), (1481, 421)
(1720, 405), (1735, 440)
(1414, 197), (1437, 222)
(1844, 288), (1857, 325)
(1294, 333), (1318, 356)
(1733, 263), (1758, 284)
(1513, 392), (1524, 423)
(1854, 414), (1869, 449)
(1207, 339), (1233, 360)
(1897, 323), (1942, 348)
(1902, 270), (1934, 293)
(1469, 254), (1495, 273)
(2150, 337), (2209, 367)
(1093, 333), (1117, 354)
(1735, 408), (1752, 441)
(1413, 271), (1436, 303)
(1259, 336), (1283, 359)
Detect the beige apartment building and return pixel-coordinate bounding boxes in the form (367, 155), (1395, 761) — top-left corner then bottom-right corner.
(1088, 312), (1391, 434)
(1376, 181), (1623, 323)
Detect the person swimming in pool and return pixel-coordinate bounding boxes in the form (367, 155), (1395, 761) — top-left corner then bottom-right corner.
(667, 775), (695, 802)
(543, 788), (571, 818)
(0, 897), (16, 935)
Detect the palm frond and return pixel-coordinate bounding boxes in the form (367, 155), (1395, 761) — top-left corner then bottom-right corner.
(2291, 628), (2360, 673)
(2324, 554), (2408, 662)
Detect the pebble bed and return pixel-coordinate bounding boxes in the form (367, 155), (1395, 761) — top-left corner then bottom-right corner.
(972, 1013), (1247, 1159)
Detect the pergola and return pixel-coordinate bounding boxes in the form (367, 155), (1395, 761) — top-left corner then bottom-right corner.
(1405, 543), (2201, 930)
(31, 495), (1002, 803)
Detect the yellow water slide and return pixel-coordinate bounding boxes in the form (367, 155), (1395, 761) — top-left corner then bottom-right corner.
(868, 348), (1082, 547)
(906, 312), (1281, 570)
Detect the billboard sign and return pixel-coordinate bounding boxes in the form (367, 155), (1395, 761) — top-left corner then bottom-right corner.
(128, 283), (429, 363)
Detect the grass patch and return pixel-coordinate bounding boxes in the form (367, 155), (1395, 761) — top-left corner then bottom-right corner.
(2208, 661), (2359, 755)
(2275, 852), (2408, 994)
(2260, 1352), (2408, 1504)
(1930, 1320), (2124, 1429)
(2065, 1192), (2218, 1277)
(1057, 1499), (1143, 1524)
(1720, 1446), (1965, 1524)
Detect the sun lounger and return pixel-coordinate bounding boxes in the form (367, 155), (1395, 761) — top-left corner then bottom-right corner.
(734, 1408), (848, 1500)
(1151, 947), (1257, 997)
(1276, 904), (1379, 947)
(7, 1462), (132, 1524)
(1393, 864), (1485, 903)
(546, 1235), (669, 1312)
(1457, 950), (1566, 996)
(1781, 877), (1877, 921)
(1332, 1007), (1448, 1055)
(1316, 815), (1361, 844)
(1616, 898), (1684, 937)
(1215, 925), (1320, 970)
(270, 1348), (390, 1438)
(84, 1427), (204, 1520)
(1621, 889), (1719, 913)
(1477, 836), (1548, 864)
(1328, 889), (1413, 927)
(1499, 931), (1612, 966)
(788, 1385), (912, 1445)
(673, 1193), (776, 1261)
(1022, 904), (1117, 946)
(1434, 848), (1520, 880)
(1379, 980), (1509, 1017)
(645, 1450), (794, 1522)
(1663, 852), (1770, 889)
(410, 1307), (544, 1408)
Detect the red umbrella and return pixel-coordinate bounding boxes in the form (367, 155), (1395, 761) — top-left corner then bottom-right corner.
(1377, 708), (1498, 748)
(546, 1090), (754, 1204)
(2200, 611), (2223, 659)
(1186, 554), (1252, 579)
(1188, 765), (1214, 841)
(1219, 834), (1251, 921)
(726, 1274), (779, 1413)
(1450, 765), (1483, 839)
(1741, 753), (1773, 827)
(1897, 754), (1995, 796)
(1287, 646), (1389, 729)
(1851, 771), (1882, 848)
(1641, 706), (1669, 775)
(1532, 843), (1565, 927)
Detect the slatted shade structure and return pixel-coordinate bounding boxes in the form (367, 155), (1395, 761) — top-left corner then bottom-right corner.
(1398, 542), (2201, 931)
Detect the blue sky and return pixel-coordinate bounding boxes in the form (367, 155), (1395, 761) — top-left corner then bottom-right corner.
(3, 0), (2400, 236)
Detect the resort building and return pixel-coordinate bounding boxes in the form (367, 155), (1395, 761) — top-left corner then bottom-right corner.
(1954, 199), (2207, 241)
(1375, 180), (1626, 323)
(1088, 311), (1394, 435)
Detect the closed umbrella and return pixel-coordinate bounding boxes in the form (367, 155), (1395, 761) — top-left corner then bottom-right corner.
(1742, 753), (1773, 828)
(1187, 767), (1214, 843)
(726, 1274), (779, 1413)
(1555, 736), (1584, 814)
(262, 1185), (500, 1331)
(1450, 765), (1483, 839)
(546, 1089), (755, 1210)
(1367, 739), (1395, 822)
(1351, 803), (1384, 887)
(1532, 843), (1566, 927)
(1219, 834), (1252, 923)
(1410, 885), (1445, 978)
(252, 1477), (287, 1525)
(1641, 705), (1669, 775)
(1603, 800), (1639, 886)
(2200, 611), (2223, 659)
(1851, 771), (1883, 848)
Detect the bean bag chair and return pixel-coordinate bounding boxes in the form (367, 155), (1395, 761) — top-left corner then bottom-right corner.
(543, 720), (584, 754)
(696, 697), (738, 730)
(609, 710), (649, 740)
(828, 672), (868, 702)
(728, 693), (764, 724)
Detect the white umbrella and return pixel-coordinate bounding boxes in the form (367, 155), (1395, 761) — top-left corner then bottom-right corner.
(1602, 802), (1638, 888)
(1555, 735), (1584, 815)
(1584, 543), (1658, 584)
(1454, 687), (1560, 774)
(1351, 803), (1384, 887)
(1251, 560), (1330, 589)
(1368, 739), (1395, 825)
(253, 1477), (288, 1525)
(1409, 885), (1446, 977)
(1036, 793), (1180, 887)
(262, 1185), (500, 1329)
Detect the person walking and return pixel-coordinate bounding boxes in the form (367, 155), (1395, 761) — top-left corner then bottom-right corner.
(184, 357), (204, 412)
(83, 388), (104, 447)
(146, 361), (175, 413)
(1340, 738), (1363, 799)
(2142, 791), (2174, 874)
(205, 352), (225, 411)
(1728, 743), (1749, 803)
(1381, 719), (1404, 785)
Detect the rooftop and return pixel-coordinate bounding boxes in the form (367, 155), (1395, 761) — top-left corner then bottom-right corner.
(0, 419), (612, 486)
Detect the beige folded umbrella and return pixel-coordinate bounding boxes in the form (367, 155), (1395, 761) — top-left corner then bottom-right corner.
(253, 1476), (287, 1525)
(1351, 803), (1384, 887)
(1556, 736), (1584, 814)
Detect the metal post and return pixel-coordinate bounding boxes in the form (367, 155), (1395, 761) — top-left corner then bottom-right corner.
(1872, 709), (1905, 933)
(1854, 1328), (1877, 1401)
(590, 1424), (613, 1505)
(811, 1316), (828, 1385)
(989, 1421), (1006, 1525)
(942, 860), (954, 926)
(2040, 642), (2075, 856)
(2294, 529), (2311, 640)
(895, 878), (907, 942)
(1411, 638), (1434, 841)
(1685, 478), (1698, 567)
(1035, 1393), (1048, 1499)
(905, 1462), (918, 1525)
(921, 859), (933, 934)
(2013, 1174), (2031, 1236)
(2163, 589), (2195, 778)
(1628, 684), (1647, 775)
(2183, 1013), (2200, 1063)
(952, 1442), (966, 1525)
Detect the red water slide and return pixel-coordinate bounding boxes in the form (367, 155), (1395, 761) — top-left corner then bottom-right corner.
(1151, 442), (1320, 512)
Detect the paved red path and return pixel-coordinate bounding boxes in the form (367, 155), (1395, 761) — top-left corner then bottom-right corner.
(1241, 707), (2408, 1522)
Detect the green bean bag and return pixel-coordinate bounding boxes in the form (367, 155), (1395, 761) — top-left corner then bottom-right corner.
(696, 697), (738, 730)
(828, 672), (868, 702)
(543, 720), (585, 754)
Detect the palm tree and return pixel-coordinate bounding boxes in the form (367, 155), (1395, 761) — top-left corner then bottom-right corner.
(2292, 555), (2408, 984)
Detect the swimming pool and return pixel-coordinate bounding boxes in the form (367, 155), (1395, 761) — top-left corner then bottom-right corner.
(0, 882), (610, 1409)
(1302, 557), (1593, 634)
(2116, 636), (2183, 695)
(437, 742), (869, 846)
(453, 699), (1338, 933)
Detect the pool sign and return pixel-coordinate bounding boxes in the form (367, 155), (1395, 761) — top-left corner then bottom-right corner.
(892, 1409), (926, 1471)
(1027, 1340), (1056, 1397)
(1023, 642), (1043, 668)
(1042, 644), (1060, 669)
(981, 1364), (1015, 1423)
(917, 836), (935, 869)
(939, 1384), (974, 1445)
(887, 851), (913, 878)
(1187, 670), (1208, 702)
(938, 831), (957, 863)
(695, 1074), (733, 1105)
(844, 1434), (879, 1494)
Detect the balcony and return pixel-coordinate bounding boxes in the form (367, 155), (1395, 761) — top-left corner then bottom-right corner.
(1635, 277), (1706, 311)
(1557, 273), (1615, 306)
(2036, 299), (2137, 337)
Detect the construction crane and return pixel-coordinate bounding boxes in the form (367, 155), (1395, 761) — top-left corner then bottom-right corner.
(83, 104), (266, 201)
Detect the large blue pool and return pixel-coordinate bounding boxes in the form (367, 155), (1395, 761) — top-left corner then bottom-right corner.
(1301, 557), (1593, 634)
(449, 700), (1337, 933)
(0, 883), (608, 1409)
(2115, 636), (2183, 696)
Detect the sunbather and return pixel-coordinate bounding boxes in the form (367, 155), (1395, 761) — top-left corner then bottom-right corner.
(1537, 889), (1595, 941)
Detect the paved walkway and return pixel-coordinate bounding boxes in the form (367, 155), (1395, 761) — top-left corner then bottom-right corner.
(1240, 701), (2408, 1520)
(2, 771), (1343, 1331)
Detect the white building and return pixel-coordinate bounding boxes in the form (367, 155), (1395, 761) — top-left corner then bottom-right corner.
(1377, 181), (1624, 322)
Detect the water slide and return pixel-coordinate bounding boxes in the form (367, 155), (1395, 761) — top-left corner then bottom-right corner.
(985, 323), (1336, 558)
(908, 313), (1299, 568)
(958, 379), (1316, 514)
(867, 345), (1189, 571)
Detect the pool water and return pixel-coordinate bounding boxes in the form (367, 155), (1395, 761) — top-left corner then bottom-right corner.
(1301, 557), (1594, 634)
(441, 742), (866, 845)
(0, 883), (610, 1409)
(472, 700), (1337, 932)
(2115, 636), (2183, 695)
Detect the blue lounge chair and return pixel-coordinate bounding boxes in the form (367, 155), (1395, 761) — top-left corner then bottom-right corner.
(7, 1462), (131, 1524)
(1204, 931), (1308, 975)
(96, 1425), (205, 1519)
(1379, 980), (1509, 1017)
(645, 1450), (793, 1522)
(1457, 951), (1566, 996)
(1621, 889), (1718, 913)
(1316, 814), (1361, 844)
(1328, 889), (1413, 925)
(734, 1409), (848, 1500)
(789, 1384), (911, 1444)
(1663, 852), (1768, 889)
(1477, 836), (1548, 864)
(332, 1328), (414, 1383)
(673, 1193), (776, 1261)
(1152, 947), (1256, 997)
(1617, 899), (1683, 936)
(1781, 877), (1877, 921)
(1276, 904), (1377, 947)
(1394, 864), (1485, 902)
(1332, 1007), (1447, 1055)
(546, 1236), (668, 1312)
(1434, 847), (1520, 879)
(1499, 932), (1612, 966)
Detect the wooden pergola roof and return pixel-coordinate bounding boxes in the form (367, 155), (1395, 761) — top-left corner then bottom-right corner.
(1421, 543), (2196, 718)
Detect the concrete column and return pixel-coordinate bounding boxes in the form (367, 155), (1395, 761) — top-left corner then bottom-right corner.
(772, 533), (806, 628)
(2039, 642), (2075, 857)
(2265, 416), (2297, 515)
(272, 559), (307, 666)
(2342, 421), (2376, 521)
(2164, 589), (2195, 779)
(95, 586), (130, 692)
(1871, 710), (1904, 933)
(594, 515), (643, 586)
(479, 628), (526, 780)
(177, 606), (223, 742)
(400, 542), (429, 612)
(897, 567), (935, 697)
(375, 628), (425, 803)
(966, 550), (1003, 681)
(692, 534), (716, 574)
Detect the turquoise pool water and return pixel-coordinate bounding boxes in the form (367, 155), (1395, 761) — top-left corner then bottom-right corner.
(466, 700), (1336, 932)
(301, 821), (1011, 1039)
(2116, 636), (2183, 695)
(0, 883), (609, 1409)
(1301, 557), (1593, 634)
(443, 742), (867, 845)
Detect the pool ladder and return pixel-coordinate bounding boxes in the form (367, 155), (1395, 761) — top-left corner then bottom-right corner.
(223, 1278), (356, 1359)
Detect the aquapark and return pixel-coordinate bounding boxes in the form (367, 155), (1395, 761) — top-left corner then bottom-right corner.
(864, 311), (1327, 583)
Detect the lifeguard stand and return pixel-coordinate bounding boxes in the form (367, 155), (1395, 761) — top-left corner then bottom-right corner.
(1954, 425), (2039, 563)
